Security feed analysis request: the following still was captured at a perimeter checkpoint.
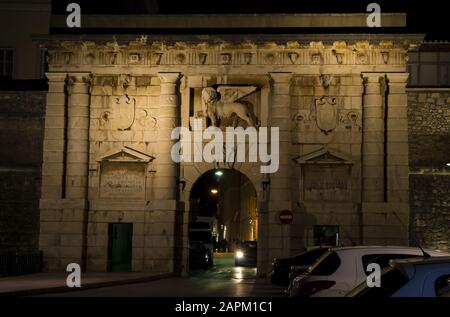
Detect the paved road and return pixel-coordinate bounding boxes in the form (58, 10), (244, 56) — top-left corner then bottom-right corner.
(41, 253), (285, 297)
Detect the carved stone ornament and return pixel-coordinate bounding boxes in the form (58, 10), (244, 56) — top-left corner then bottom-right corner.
(220, 53), (232, 65)
(332, 50), (344, 64)
(265, 52), (276, 64)
(153, 52), (163, 65)
(63, 52), (73, 65)
(201, 86), (258, 127)
(319, 74), (333, 89)
(314, 96), (338, 135)
(244, 52), (253, 64)
(311, 52), (323, 65)
(288, 52), (299, 64)
(381, 51), (390, 64)
(111, 94), (136, 131)
(355, 51), (368, 64)
(85, 53), (95, 64)
(128, 52), (141, 64)
(175, 53), (186, 64)
(199, 53), (207, 64)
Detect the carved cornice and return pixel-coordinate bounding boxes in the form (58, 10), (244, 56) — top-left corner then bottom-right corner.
(45, 40), (412, 67)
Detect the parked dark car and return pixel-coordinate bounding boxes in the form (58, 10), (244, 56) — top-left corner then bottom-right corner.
(235, 241), (257, 267)
(189, 241), (212, 269)
(269, 247), (329, 285)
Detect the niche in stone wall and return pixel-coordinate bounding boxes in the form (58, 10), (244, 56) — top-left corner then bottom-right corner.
(295, 147), (353, 201)
(97, 147), (155, 200)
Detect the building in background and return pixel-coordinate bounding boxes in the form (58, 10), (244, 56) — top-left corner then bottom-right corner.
(0, 1), (50, 274)
(0, 0), (50, 80)
(407, 42), (450, 251)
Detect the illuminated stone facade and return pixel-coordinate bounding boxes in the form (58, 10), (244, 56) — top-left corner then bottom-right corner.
(39, 34), (418, 275)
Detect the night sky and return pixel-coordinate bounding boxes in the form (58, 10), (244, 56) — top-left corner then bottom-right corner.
(50, 0), (449, 40)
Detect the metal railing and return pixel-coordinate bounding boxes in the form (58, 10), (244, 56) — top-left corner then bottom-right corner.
(0, 252), (42, 277)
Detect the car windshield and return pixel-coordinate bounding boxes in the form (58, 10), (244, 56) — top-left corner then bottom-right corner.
(293, 248), (328, 264)
(350, 267), (410, 297)
(307, 250), (341, 276)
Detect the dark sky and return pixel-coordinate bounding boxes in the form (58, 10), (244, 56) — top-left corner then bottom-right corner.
(51, 0), (449, 40)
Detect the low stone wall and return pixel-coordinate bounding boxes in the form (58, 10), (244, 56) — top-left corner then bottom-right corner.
(408, 88), (450, 251)
(0, 91), (45, 253)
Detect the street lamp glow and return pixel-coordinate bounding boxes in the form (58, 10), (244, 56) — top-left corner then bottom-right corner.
(210, 189), (219, 194)
(215, 170), (224, 176)
(446, 163), (450, 167)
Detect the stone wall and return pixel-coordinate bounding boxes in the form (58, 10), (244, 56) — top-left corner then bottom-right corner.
(408, 89), (450, 251)
(0, 91), (46, 253)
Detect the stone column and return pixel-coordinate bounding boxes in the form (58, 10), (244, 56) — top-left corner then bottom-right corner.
(268, 72), (293, 269)
(154, 72), (182, 200)
(386, 73), (409, 203)
(63, 73), (91, 270)
(145, 72), (182, 274)
(39, 73), (67, 271)
(41, 73), (67, 198)
(40, 72), (91, 271)
(386, 73), (410, 245)
(362, 73), (386, 202)
(65, 73), (91, 199)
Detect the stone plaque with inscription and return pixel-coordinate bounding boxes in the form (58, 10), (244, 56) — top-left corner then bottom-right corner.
(100, 162), (146, 199)
(303, 166), (349, 201)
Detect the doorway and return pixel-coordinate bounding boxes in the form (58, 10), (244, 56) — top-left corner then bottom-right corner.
(108, 223), (133, 272)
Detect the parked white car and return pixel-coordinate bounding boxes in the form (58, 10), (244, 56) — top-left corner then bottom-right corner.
(346, 256), (450, 297)
(288, 246), (450, 297)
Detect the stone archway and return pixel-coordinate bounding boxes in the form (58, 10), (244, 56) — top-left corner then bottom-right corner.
(179, 161), (269, 276)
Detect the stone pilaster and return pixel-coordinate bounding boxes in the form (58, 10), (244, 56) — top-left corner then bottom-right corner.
(362, 73), (386, 202)
(386, 73), (409, 203)
(361, 72), (409, 245)
(39, 72), (91, 271)
(154, 72), (182, 201)
(65, 73), (91, 199)
(145, 72), (182, 274)
(41, 73), (67, 198)
(268, 72), (293, 267)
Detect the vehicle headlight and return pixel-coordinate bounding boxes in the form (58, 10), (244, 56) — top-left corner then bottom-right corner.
(236, 250), (244, 259)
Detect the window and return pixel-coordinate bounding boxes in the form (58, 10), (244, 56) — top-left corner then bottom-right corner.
(435, 274), (450, 297)
(0, 49), (14, 79)
(308, 251), (341, 276)
(408, 51), (450, 87)
(353, 267), (410, 297)
(313, 225), (339, 246)
(361, 254), (421, 275)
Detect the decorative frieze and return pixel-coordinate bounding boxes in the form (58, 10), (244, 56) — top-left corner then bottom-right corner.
(45, 40), (411, 68)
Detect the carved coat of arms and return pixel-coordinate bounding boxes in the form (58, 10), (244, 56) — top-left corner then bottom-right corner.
(314, 96), (337, 135)
(111, 94), (136, 131)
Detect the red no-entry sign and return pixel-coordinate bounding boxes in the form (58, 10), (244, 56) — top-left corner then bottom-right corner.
(279, 209), (293, 224)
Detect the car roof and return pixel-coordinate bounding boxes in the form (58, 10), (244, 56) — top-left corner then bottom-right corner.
(390, 256), (450, 280)
(391, 256), (450, 266)
(330, 245), (447, 253)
